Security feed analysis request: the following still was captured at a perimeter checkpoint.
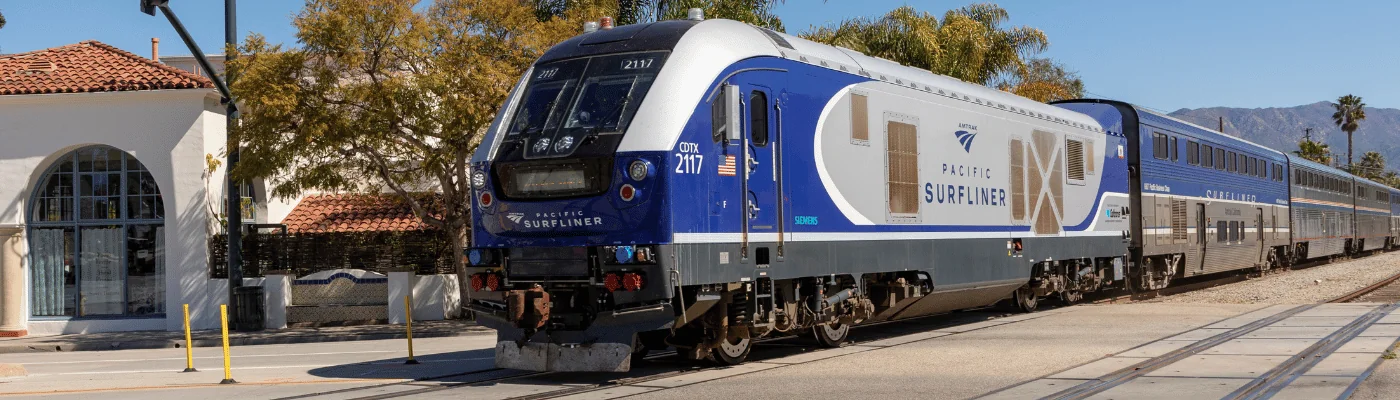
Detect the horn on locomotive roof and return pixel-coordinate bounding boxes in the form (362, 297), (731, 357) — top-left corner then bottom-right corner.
(583, 21), (600, 33)
(600, 16), (614, 30)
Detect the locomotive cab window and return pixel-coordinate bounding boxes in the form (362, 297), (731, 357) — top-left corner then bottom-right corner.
(749, 91), (769, 147)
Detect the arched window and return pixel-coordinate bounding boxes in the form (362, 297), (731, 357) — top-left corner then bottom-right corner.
(29, 146), (165, 317)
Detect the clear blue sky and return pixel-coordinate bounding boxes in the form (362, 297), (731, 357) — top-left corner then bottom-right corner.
(2, 1), (1397, 111)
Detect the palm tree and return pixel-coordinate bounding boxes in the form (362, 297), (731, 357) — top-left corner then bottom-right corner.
(1332, 94), (1367, 171)
(1294, 139), (1331, 165)
(801, 4), (1077, 101)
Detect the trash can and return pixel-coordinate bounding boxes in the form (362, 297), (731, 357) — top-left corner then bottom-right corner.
(234, 286), (266, 332)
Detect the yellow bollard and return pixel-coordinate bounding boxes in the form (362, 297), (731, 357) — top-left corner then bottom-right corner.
(219, 304), (237, 384)
(405, 295), (419, 365)
(182, 304), (197, 373)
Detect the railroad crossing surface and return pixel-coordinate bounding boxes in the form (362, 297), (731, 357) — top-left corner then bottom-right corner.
(3, 301), (1400, 399)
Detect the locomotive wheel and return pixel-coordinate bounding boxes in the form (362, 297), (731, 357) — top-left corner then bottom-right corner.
(1014, 286), (1038, 313)
(713, 336), (752, 365)
(812, 322), (851, 348)
(1059, 289), (1082, 305)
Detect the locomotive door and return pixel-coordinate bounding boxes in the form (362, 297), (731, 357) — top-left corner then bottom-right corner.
(732, 70), (787, 263)
(1196, 203), (1207, 272)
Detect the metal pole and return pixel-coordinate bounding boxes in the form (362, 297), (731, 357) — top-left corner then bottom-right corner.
(404, 295), (419, 365)
(219, 304), (236, 384)
(223, 0), (244, 330)
(182, 304), (197, 373)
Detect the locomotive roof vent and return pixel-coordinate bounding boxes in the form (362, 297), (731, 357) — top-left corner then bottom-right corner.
(687, 8), (704, 21)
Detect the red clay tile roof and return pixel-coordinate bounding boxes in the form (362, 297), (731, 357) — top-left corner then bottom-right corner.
(0, 40), (213, 95)
(283, 194), (443, 234)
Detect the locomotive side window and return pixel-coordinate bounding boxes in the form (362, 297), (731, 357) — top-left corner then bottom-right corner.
(1085, 139), (1096, 175)
(851, 93), (869, 144)
(1187, 141), (1200, 165)
(1152, 132), (1169, 160)
(886, 120), (920, 216)
(749, 91), (769, 147)
(1066, 139), (1086, 184)
(1010, 137), (1026, 223)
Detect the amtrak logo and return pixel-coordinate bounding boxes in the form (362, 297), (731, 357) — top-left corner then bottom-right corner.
(955, 123), (979, 152)
(506, 213), (524, 224)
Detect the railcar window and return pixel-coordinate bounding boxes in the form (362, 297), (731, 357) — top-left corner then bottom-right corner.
(749, 91), (769, 147)
(1258, 159), (1267, 178)
(1202, 144), (1214, 168)
(850, 93), (869, 143)
(1152, 132), (1169, 160)
(1293, 169), (1300, 185)
(886, 120), (919, 216)
(1187, 141), (1200, 165)
(1217, 221), (1228, 243)
(1229, 221), (1240, 242)
(1170, 137), (1179, 162)
(1215, 148), (1226, 170)
(1227, 151), (1237, 172)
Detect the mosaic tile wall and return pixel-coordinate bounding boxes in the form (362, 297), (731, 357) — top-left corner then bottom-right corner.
(287, 270), (388, 325)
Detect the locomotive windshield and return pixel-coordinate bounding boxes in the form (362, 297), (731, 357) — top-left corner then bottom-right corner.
(506, 51), (668, 158)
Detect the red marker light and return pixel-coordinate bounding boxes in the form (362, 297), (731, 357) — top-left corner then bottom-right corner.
(485, 273), (501, 291)
(479, 191), (493, 207)
(600, 16), (614, 29)
(622, 273), (643, 291)
(620, 184), (636, 202)
(470, 274), (484, 291)
(604, 273), (622, 292)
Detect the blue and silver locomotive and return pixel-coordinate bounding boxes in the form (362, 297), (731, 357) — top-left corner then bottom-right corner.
(465, 15), (1400, 372)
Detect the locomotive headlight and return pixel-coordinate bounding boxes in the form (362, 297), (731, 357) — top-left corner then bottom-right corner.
(470, 170), (487, 190)
(533, 138), (552, 153)
(628, 160), (651, 181)
(554, 136), (575, 153)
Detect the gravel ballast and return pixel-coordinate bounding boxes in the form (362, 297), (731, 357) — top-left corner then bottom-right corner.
(1153, 252), (1400, 304)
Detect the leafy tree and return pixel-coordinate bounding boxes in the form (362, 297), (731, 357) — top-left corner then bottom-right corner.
(1357, 151), (1386, 180)
(800, 4), (1080, 102)
(227, 0), (582, 288)
(534, 0), (784, 31)
(1, 9), (7, 31)
(1332, 94), (1367, 170)
(1294, 138), (1332, 165)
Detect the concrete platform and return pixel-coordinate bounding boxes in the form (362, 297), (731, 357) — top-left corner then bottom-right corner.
(985, 303), (1400, 400)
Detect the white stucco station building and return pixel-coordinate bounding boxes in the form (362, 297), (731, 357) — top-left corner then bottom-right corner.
(0, 40), (231, 335)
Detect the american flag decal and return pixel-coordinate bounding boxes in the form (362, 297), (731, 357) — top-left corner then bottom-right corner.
(718, 155), (737, 176)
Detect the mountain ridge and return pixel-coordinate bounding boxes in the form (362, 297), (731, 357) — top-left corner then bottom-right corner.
(1167, 102), (1400, 172)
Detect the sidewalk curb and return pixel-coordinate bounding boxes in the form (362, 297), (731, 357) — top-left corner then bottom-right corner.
(0, 327), (492, 354)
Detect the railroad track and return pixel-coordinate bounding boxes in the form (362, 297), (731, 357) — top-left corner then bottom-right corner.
(1330, 269), (1400, 303)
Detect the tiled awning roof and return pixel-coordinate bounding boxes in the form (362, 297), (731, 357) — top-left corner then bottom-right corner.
(0, 40), (213, 95)
(282, 194), (442, 234)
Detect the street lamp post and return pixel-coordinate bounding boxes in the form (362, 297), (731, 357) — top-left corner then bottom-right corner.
(140, 0), (244, 328)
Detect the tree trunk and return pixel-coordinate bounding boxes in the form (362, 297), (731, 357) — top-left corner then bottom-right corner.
(450, 223), (472, 320)
(1348, 131), (1354, 171)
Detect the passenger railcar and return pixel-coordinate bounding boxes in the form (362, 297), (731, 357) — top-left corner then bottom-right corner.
(1053, 101), (1291, 288)
(1355, 177), (1391, 252)
(1287, 156), (1358, 260)
(465, 17), (1131, 372)
(1390, 187), (1400, 247)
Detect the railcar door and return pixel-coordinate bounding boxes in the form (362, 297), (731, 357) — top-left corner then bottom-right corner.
(728, 71), (787, 264)
(1196, 203), (1207, 272)
(1257, 208), (1266, 264)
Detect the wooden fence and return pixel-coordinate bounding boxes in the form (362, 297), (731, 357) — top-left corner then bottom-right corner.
(209, 229), (455, 278)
